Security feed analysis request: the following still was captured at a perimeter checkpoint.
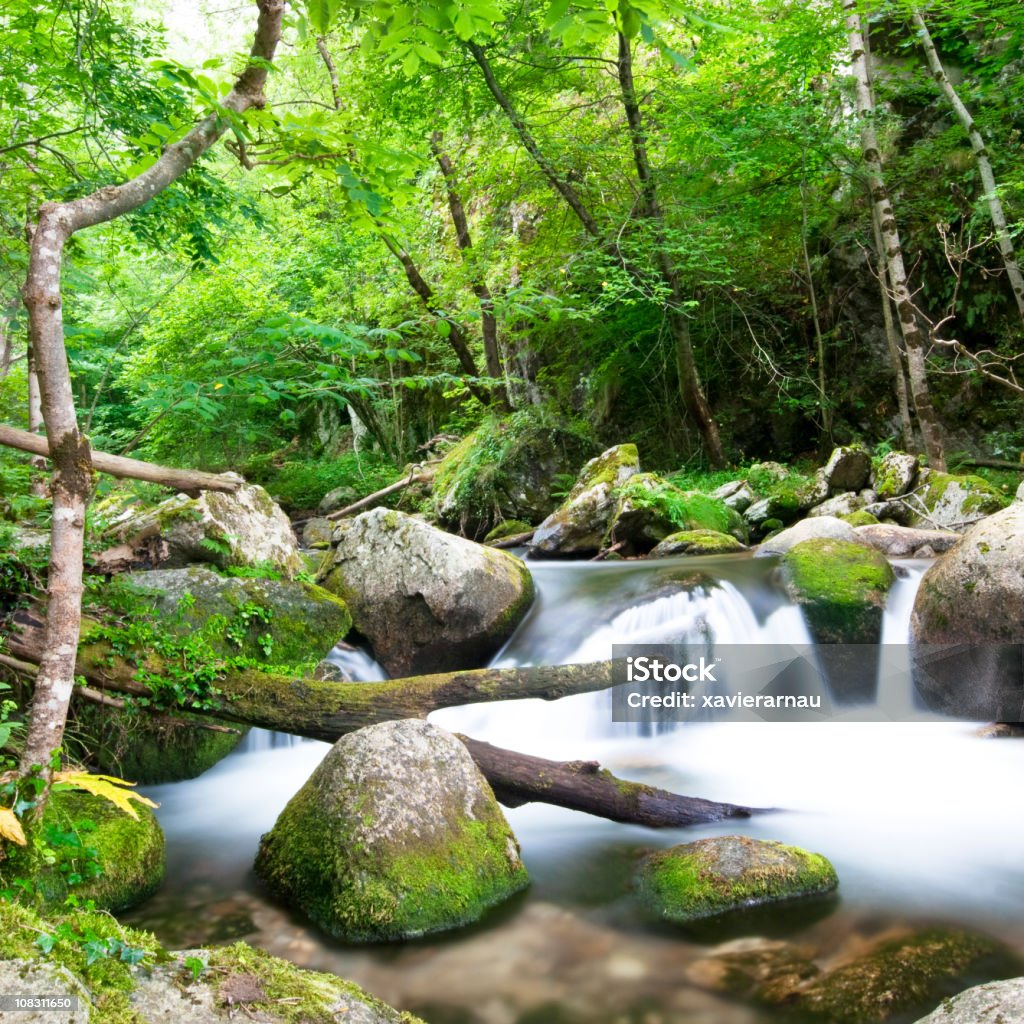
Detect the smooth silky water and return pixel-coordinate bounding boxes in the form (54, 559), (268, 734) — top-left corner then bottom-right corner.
(123, 554), (1024, 1023)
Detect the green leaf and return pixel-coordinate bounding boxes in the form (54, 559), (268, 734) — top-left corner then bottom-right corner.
(305, 0), (342, 34)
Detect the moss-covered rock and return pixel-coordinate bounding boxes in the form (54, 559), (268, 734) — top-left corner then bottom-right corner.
(127, 566), (351, 666)
(301, 517), (334, 549)
(648, 530), (747, 558)
(756, 516), (863, 557)
(530, 444), (640, 558)
(782, 538), (895, 644)
(255, 720), (528, 942)
(319, 509), (533, 676)
(483, 519), (533, 543)
(908, 469), (1006, 530)
(841, 509), (880, 527)
(432, 411), (597, 539)
(636, 836), (837, 923)
(822, 444), (872, 492)
(1, 791), (165, 913)
(873, 450), (920, 500)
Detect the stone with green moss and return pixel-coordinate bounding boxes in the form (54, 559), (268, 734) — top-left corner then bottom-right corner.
(841, 509), (880, 527)
(301, 517), (334, 549)
(908, 469), (1006, 530)
(530, 444), (640, 558)
(648, 530), (747, 558)
(636, 835), (837, 923)
(822, 444), (871, 492)
(319, 508), (533, 676)
(744, 464), (820, 532)
(255, 719), (529, 942)
(126, 566), (351, 666)
(432, 411), (597, 540)
(1, 790), (165, 913)
(872, 450), (919, 499)
(782, 538), (895, 644)
(483, 519), (533, 543)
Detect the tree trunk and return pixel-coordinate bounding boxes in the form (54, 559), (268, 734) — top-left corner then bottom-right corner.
(26, 354), (49, 496)
(0, 424), (243, 494)
(17, 0), (285, 779)
(845, 3), (946, 470)
(912, 9), (1024, 319)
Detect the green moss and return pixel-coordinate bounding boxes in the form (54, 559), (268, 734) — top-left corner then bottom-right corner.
(782, 538), (895, 644)
(637, 839), (837, 923)
(578, 443), (639, 491)
(483, 519), (533, 543)
(916, 471), (1007, 521)
(650, 530), (746, 556)
(840, 510), (879, 527)
(614, 475), (747, 542)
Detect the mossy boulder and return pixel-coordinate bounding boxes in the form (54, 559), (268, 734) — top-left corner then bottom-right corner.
(319, 508), (533, 676)
(908, 469), (1006, 530)
(841, 509), (880, 527)
(913, 978), (1024, 1023)
(301, 516), (334, 548)
(873, 450), (920, 499)
(128, 566), (351, 666)
(5, 790), (165, 913)
(648, 530), (747, 558)
(636, 836), (837, 923)
(99, 482), (303, 576)
(756, 516), (862, 557)
(782, 538), (895, 644)
(607, 474), (748, 554)
(530, 444), (640, 558)
(822, 444), (871, 492)
(807, 492), (869, 519)
(432, 412), (597, 539)
(483, 519), (533, 543)
(255, 720), (529, 942)
(743, 464), (819, 531)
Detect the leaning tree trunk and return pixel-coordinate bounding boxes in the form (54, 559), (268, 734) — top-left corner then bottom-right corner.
(16, 0), (285, 779)
(845, 2), (946, 470)
(912, 9), (1024, 319)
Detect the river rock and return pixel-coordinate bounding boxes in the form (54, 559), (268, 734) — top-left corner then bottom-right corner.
(433, 415), (597, 539)
(782, 538), (895, 644)
(529, 444), (639, 558)
(710, 479), (755, 513)
(648, 530), (746, 557)
(301, 516), (334, 548)
(907, 469), (1005, 530)
(855, 523), (961, 558)
(822, 445), (871, 492)
(635, 836), (837, 923)
(807, 492), (868, 518)
(255, 720), (529, 941)
(319, 508), (533, 676)
(913, 978), (1024, 1023)
(756, 516), (861, 556)
(873, 451), (919, 499)
(318, 483), (359, 515)
(100, 483), (303, 576)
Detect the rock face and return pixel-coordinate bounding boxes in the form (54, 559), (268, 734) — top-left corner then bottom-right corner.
(782, 538), (895, 644)
(636, 836), (837, 923)
(822, 445), (871, 492)
(255, 720), (529, 942)
(0, 961), (89, 1023)
(913, 978), (1024, 1023)
(873, 450), (919, 499)
(319, 509), (533, 676)
(530, 444), (639, 558)
(129, 566), (351, 665)
(855, 523), (961, 557)
(432, 414), (597, 539)
(301, 516), (334, 548)
(756, 516), (861, 557)
(907, 469), (1005, 530)
(101, 483), (303, 576)
(648, 530), (746, 558)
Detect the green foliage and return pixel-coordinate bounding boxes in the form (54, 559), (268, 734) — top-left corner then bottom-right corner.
(253, 452), (399, 511)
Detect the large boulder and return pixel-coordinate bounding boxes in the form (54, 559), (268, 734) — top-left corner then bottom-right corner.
(99, 483), (303, 577)
(913, 978), (1024, 1023)
(907, 469), (1005, 530)
(529, 444), (639, 558)
(255, 720), (529, 942)
(319, 508), (533, 676)
(432, 413), (597, 539)
(822, 445), (872, 492)
(873, 450), (920, 499)
(128, 566), (351, 665)
(855, 523), (961, 558)
(756, 516), (861, 557)
(635, 836), (837, 924)
(782, 538), (895, 644)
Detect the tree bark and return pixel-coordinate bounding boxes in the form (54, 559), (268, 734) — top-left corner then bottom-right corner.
(26, 354), (49, 496)
(7, 614), (760, 828)
(845, 3), (946, 470)
(0, 424), (243, 494)
(912, 9), (1024, 319)
(17, 0), (285, 779)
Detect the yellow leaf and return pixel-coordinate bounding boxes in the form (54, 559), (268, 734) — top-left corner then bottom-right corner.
(0, 807), (26, 846)
(54, 772), (159, 821)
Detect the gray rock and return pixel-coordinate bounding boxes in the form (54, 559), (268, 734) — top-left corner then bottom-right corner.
(319, 508), (533, 676)
(756, 516), (861, 556)
(710, 480), (755, 513)
(873, 451), (919, 499)
(912, 978), (1024, 1023)
(822, 445), (871, 492)
(906, 469), (1005, 530)
(807, 492), (868, 518)
(529, 444), (639, 558)
(318, 484), (359, 515)
(301, 516), (334, 548)
(0, 960), (90, 1023)
(1017, 480), (1024, 503)
(799, 470), (831, 510)
(854, 523), (961, 557)
(914, 545), (937, 558)
(255, 720), (528, 942)
(101, 483), (302, 576)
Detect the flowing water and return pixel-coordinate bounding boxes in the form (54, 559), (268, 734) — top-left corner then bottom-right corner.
(124, 554), (1024, 1023)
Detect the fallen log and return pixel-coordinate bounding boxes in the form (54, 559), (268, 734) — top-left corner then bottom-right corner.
(325, 466), (436, 521)
(0, 423), (243, 495)
(7, 612), (762, 827)
(488, 529), (535, 549)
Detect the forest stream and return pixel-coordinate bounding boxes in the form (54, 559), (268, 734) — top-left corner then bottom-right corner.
(123, 554), (1024, 1024)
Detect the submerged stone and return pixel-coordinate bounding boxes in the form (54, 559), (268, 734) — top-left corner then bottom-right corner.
(255, 720), (528, 942)
(635, 835), (837, 923)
